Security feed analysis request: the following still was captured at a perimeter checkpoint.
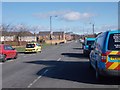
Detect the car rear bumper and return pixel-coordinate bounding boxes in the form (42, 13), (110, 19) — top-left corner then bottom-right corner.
(25, 50), (36, 53)
(83, 50), (90, 55)
(99, 69), (120, 76)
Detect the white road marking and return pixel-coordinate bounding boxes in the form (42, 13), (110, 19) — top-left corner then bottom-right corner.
(27, 69), (48, 88)
(0, 63), (3, 64)
(57, 58), (61, 61)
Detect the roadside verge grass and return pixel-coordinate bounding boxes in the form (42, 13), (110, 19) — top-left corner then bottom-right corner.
(15, 46), (25, 53)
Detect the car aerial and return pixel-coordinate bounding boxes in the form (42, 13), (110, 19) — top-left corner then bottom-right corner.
(89, 30), (120, 80)
(83, 37), (96, 56)
(0, 44), (18, 62)
(25, 42), (42, 53)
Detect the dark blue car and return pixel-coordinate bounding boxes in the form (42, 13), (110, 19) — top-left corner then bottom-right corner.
(83, 37), (96, 56)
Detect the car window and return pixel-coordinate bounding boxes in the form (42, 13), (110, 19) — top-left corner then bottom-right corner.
(36, 44), (41, 46)
(108, 33), (120, 50)
(96, 32), (107, 50)
(87, 41), (94, 45)
(4, 45), (13, 50)
(26, 44), (35, 48)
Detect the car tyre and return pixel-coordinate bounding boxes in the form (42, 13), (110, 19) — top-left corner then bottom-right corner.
(89, 61), (93, 69)
(2, 54), (6, 62)
(14, 53), (18, 59)
(95, 65), (104, 81)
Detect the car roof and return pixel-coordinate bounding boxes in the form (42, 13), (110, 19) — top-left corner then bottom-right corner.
(107, 30), (120, 34)
(86, 38), (96, 41)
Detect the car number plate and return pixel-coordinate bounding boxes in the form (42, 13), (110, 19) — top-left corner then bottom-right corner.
(110, 55), (120, 60)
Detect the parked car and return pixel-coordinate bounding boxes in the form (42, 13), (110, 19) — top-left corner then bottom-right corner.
(0, 44), (18, 62)
(83, 37), (96, 56)
(89, 30), (120, 80)
(25, 42), (42, 53)
(0, 54), (5, 62)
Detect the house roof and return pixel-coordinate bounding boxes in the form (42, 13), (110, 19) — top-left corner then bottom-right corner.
(53, 32), (64, 35)
(38, 31), (51, 36)
(0, 31), (34, 36)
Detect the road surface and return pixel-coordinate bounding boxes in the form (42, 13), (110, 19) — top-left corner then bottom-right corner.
(2, 41), (120, 88)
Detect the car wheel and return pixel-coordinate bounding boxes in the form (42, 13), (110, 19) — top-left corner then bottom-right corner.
(83, 50), (86, 55)
(2, 54), (6, 62)
(95, 65), (104, 81)
(89, 59), (92, 69)
(14, 53), (18, 59)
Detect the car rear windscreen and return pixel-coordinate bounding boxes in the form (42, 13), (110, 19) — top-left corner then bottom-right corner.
(26, 44), (35, 48)
(87, 41), (94, 45)
(108, 33), (120, 50)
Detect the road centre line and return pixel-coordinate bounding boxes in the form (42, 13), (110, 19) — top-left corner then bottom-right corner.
(27, 69), (48, 88)
(27, 58), (61, 88)
(57, 58), (61, 61)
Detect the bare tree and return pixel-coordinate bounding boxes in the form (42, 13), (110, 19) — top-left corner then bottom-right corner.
(30, 26), (39, 42)
(13, 24), (30, 45)
(0, 24), (14, 44)
(1, 23), (35, 46)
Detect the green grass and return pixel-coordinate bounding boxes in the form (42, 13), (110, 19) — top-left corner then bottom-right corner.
(15, 47), (25, 52)
(41, 43), (51, 48)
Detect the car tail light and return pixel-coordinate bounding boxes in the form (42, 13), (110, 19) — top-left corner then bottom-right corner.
(33, 44), (35, 47)
(101, 51), (110, 62)
(101, 53), (107, 62)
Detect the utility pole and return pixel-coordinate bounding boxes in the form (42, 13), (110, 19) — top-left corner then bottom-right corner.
(92, 24), (95, 35)
(90, 23), (95, 35)
(49, 15), (57, 45)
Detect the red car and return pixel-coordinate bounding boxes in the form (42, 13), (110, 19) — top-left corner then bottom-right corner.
(0, 44), (18, 62)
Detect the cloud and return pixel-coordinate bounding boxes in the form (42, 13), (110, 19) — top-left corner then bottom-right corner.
(62, 11), (81, 21)
(62, 11), (93, 21)
(33, 10), (94, 21)
(95, 25), (118, 33)
(33, 10), (70, 19)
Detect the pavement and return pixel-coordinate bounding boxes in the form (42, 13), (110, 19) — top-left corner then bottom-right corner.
(2, 40), (120, 88)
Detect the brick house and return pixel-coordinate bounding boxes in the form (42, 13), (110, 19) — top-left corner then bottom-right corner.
(65, 32), (72, 41)
(37, 31), (51, 40)
(52, 31), (65, 40)
(71, 34), (81, 40)
(0, 31), (36, 42)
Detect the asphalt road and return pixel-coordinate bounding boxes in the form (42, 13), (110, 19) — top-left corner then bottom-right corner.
(2, 41), (120, 88)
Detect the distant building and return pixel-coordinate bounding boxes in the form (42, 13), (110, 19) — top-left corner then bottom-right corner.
(71, 34), (81, 40)
(65, 32), (72, 41)
(52, 31), (65, 40)
(37, 31), (51, 40)
(0, 31), (36, 42)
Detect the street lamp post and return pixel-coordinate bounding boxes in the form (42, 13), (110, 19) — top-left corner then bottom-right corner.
(49, 15), (57, 45)
(92, 24), (95, 34)
(90, 23), (95, 35)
